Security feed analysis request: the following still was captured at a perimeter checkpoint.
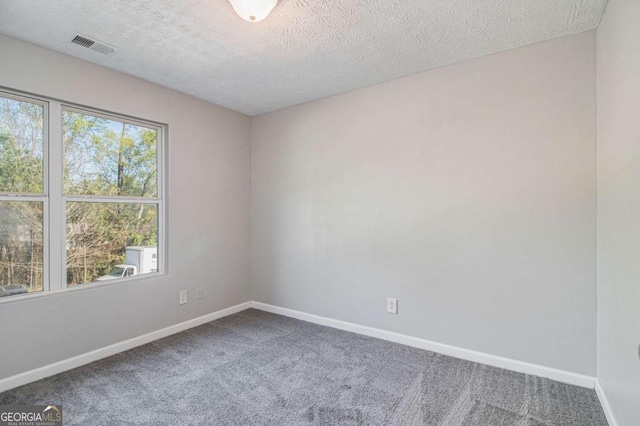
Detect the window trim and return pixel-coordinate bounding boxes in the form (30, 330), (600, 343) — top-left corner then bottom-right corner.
(0, 87), (167, 303)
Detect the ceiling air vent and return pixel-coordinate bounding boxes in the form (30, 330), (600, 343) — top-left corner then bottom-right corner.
(70, 34), (117, 56)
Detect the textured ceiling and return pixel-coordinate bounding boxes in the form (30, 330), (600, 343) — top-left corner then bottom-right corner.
(0, 0), (607, 115)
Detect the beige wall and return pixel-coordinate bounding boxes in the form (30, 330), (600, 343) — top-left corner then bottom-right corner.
(251, 32), (597, 375)
(0, 34), (251, 380)
(597, 0), (640, 424)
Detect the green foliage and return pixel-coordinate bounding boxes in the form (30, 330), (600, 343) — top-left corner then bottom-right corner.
(63, 111), (157, 197)
(0, 137), (41, 194)
(0, 98), (44, 193)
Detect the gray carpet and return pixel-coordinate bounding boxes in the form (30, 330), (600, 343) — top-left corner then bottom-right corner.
(0, 309), (608, 425)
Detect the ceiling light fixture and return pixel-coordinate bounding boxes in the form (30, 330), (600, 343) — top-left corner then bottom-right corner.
(228, 0), (278, 22)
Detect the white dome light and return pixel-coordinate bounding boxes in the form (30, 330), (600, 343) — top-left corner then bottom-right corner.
(228, 0), (278, 22)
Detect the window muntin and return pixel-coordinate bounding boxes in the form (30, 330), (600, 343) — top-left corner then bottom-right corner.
(0, 89), (164, 299)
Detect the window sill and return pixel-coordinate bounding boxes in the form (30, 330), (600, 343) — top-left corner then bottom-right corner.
(0, 272), (165, 305)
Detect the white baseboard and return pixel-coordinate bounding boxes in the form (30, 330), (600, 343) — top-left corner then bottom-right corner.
(0, 302), (251, 393)
(1, 300), (598, 396)
(250, 301), (596, 389)
(595, 379), (618, 426)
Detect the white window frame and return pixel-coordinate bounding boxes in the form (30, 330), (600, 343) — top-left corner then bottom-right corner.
(0, 87), (167, 302)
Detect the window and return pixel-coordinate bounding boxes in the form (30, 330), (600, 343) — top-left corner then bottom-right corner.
(0, 89), (164, 298)
(0, 94), (45, 296)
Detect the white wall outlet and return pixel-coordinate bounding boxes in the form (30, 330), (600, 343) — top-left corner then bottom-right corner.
(387, 298), (398, 314)
(179, 290), (188, 305)
(197, 288), (204, 300)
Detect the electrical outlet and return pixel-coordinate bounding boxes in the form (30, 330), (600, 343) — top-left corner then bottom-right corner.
(197, 288), (204, 300)
(179, 290), (187, 305)
(387, 298), (398, 314)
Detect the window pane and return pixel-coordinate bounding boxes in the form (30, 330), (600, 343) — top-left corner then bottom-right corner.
(63, 111), (158, 197)
(0, 96), (44, 194)
(0, 201), (44, 296)
(66, 202), (158, 286)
